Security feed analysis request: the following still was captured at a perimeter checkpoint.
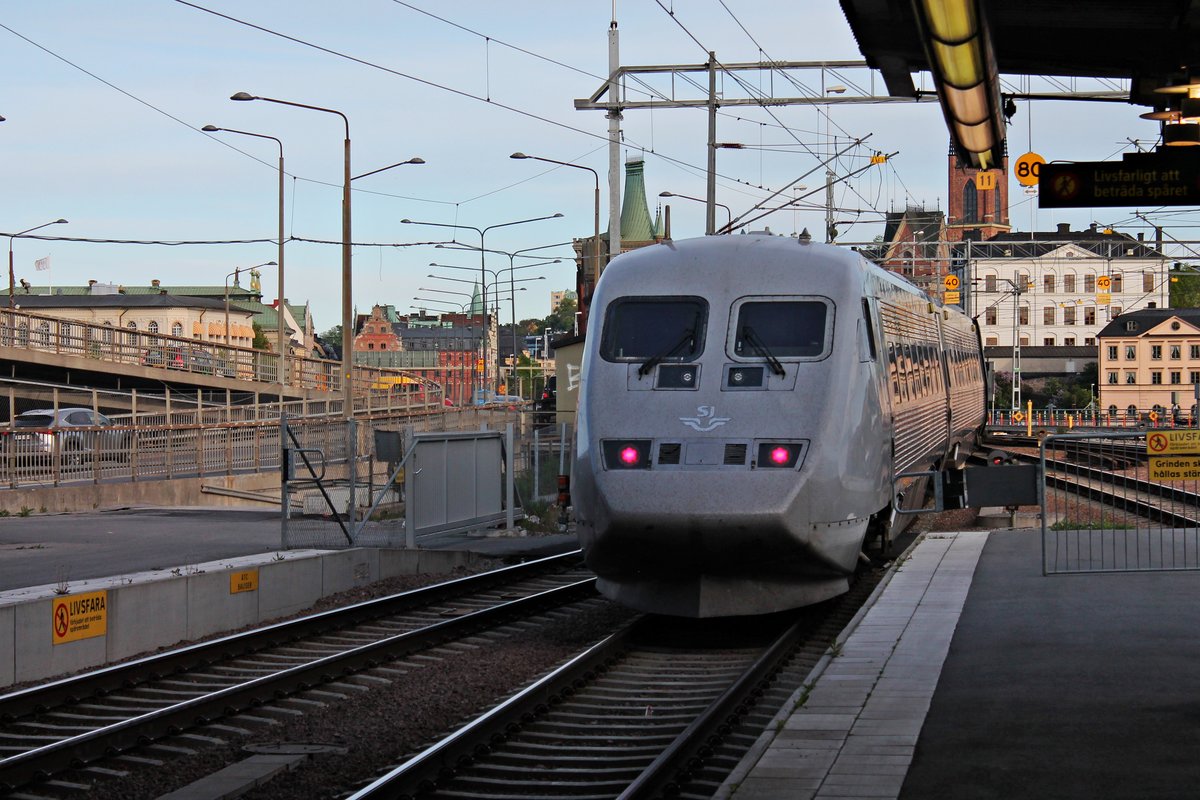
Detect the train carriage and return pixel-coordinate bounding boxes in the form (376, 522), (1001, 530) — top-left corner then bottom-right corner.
(573, 232), (986, 618)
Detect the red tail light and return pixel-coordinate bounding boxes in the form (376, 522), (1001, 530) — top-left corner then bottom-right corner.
(602, 440), (652, 469)
(755, 441), (802, 469)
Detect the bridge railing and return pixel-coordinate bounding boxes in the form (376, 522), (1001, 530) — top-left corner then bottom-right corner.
(0, 307), (445, 407)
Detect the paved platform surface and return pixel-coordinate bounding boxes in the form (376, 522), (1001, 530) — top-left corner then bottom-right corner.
(0, 506), (578, 593)
(721, 529), (1200, 799)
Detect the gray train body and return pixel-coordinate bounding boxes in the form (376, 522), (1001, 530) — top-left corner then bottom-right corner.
(573, 233), (986, 617)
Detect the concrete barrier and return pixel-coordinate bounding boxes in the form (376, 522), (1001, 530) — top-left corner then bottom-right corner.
(0, 546), (484, 689)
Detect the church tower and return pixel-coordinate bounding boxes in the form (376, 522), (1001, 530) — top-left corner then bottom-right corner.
(945, 141), (1011, 242)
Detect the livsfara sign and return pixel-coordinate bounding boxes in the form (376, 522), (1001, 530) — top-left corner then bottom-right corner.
(1039, 150), (1200, 208)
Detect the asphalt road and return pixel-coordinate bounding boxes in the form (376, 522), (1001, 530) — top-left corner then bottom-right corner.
(0, 508), (284, 592)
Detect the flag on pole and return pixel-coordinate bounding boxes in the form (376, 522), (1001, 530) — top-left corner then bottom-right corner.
(34, 256), (50, 272)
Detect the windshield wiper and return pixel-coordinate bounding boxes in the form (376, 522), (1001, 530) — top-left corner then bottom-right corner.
(741, 325), (785, 376)
(638, 329), (695, 377)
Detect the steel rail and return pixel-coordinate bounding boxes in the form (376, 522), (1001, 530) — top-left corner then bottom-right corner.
(0, 554), (590, 792)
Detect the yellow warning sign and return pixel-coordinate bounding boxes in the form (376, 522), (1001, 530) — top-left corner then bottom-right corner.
(1013, 152), (1045, 187)
(1147, 430), (1200, 455)
(944, 291), (961, 304)
(943, 274), (960, 291)
(230, 569), (259, 594)
(1149, 456), (1200, 481)
(974, 171), (997, 190)
(1097, 292), (1111, 305)
(52, 590), (108, 645)
(1097, 275), (1111, 290)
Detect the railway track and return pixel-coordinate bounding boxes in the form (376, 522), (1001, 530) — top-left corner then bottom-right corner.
(346, 564), (888, 800)
(0, 552), (595, 796)
(1002, 448), (1200, 529)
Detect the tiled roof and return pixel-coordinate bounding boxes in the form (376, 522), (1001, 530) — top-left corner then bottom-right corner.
(1096, 307), (1200, 338)
(12, 294), (227, 310)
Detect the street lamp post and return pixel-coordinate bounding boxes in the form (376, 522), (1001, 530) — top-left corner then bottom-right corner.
(510, 153), (600, 320)
(224, 261), (276, 348)
(202, 125), (289, 392)
(232, 91), (354, 417)
(659, 191), (732, 233)
(9, 219), (67, 309)
(401, 213), (563, 393)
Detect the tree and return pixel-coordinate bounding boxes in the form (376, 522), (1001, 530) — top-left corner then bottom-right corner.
(252, 321), (269, 350)
(1169, 265), (1200, 309)
(541, 296), (578, 335)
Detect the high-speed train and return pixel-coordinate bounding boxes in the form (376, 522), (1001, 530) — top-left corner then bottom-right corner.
(572, 232), (986, 618)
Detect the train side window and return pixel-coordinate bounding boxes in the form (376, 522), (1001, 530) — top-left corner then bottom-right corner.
(600, 297), (707, 362)
(860, 299), (877, 360)
(733, 300), (829, 359)
(888, 343), (900, 400)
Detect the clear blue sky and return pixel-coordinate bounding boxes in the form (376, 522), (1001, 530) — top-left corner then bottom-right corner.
(1, 1), (1188, 332)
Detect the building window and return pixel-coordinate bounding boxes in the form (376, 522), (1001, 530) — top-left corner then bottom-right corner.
(16, 323), (28, 346)
(1128, 404), (1139, 417)
(1126, 345), (1137, 360)
(1107, 345), (1118, 360)
(1171, 371), (1182, 384)
(36, 321), (50, 347)
(1064, 274), (1076, 292)
(1044, 274), (1056, 292)
(1084, 274), (1096, 292)
(1018, 306), (1029, 325)
(1152, 345), (1163, 360)
(1017, 271), (1029, 289)
(963, 180), (978, 223)
(1191, 371), (1200, 384)
(1043, 336), (1055, 346)
(1111, 273), (1123, 292)
(1063, 306), (1076, 325)
(1043, 307), (1056, 325)
(125, 321), (138, 346)
(1111, 305), (1122, 317)
(985, 336), (998, 346)
(1020, 335), (1030, 346)
(368, 343), (374, 350)
(381, 343), (387, 350)
(1171, 345), (1181, 359)
(1084, 307), (1095, 325)
(1085, 337), (1095, 346)
(1126, 372), (1136, 384)
(1107, 371), (1118, 384)
(172, 321), (183, 337)
(985, 307), (997, 325)
(1151, 372), (1163, 385)
(1192, 345), (1200, 359)
(1143, 271), (1155, 291)
(1064, 337), (1076, 346)
(985, 274), (997, 292)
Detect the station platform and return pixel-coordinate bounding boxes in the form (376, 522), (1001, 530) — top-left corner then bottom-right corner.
(0, 506), (578, 688)
(719, 528), (1200, 799)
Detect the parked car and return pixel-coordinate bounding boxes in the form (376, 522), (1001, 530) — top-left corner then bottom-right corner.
(141, 345), (234, 377)
(8, 408), (131, 464)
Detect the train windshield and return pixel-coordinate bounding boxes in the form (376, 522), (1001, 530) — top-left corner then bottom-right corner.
(734, 301), (827, 358)
(600, 297), (706, 362)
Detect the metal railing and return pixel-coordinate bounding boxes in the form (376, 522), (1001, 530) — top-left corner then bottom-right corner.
(1041, 431), (1200, 575)
(0, 306), (444, 407)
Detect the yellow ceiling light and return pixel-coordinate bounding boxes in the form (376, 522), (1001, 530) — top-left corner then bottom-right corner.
(914, 0), (1004, 170)
(1163, 122), (1200, 146)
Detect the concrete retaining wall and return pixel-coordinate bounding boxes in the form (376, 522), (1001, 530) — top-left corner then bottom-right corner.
(0, 546), (484, 688)
(0, 473), (283, 516)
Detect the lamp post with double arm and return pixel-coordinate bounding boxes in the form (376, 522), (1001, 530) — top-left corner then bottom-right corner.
(401, 213), (563, 392)
(232, 91), (354, 417)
